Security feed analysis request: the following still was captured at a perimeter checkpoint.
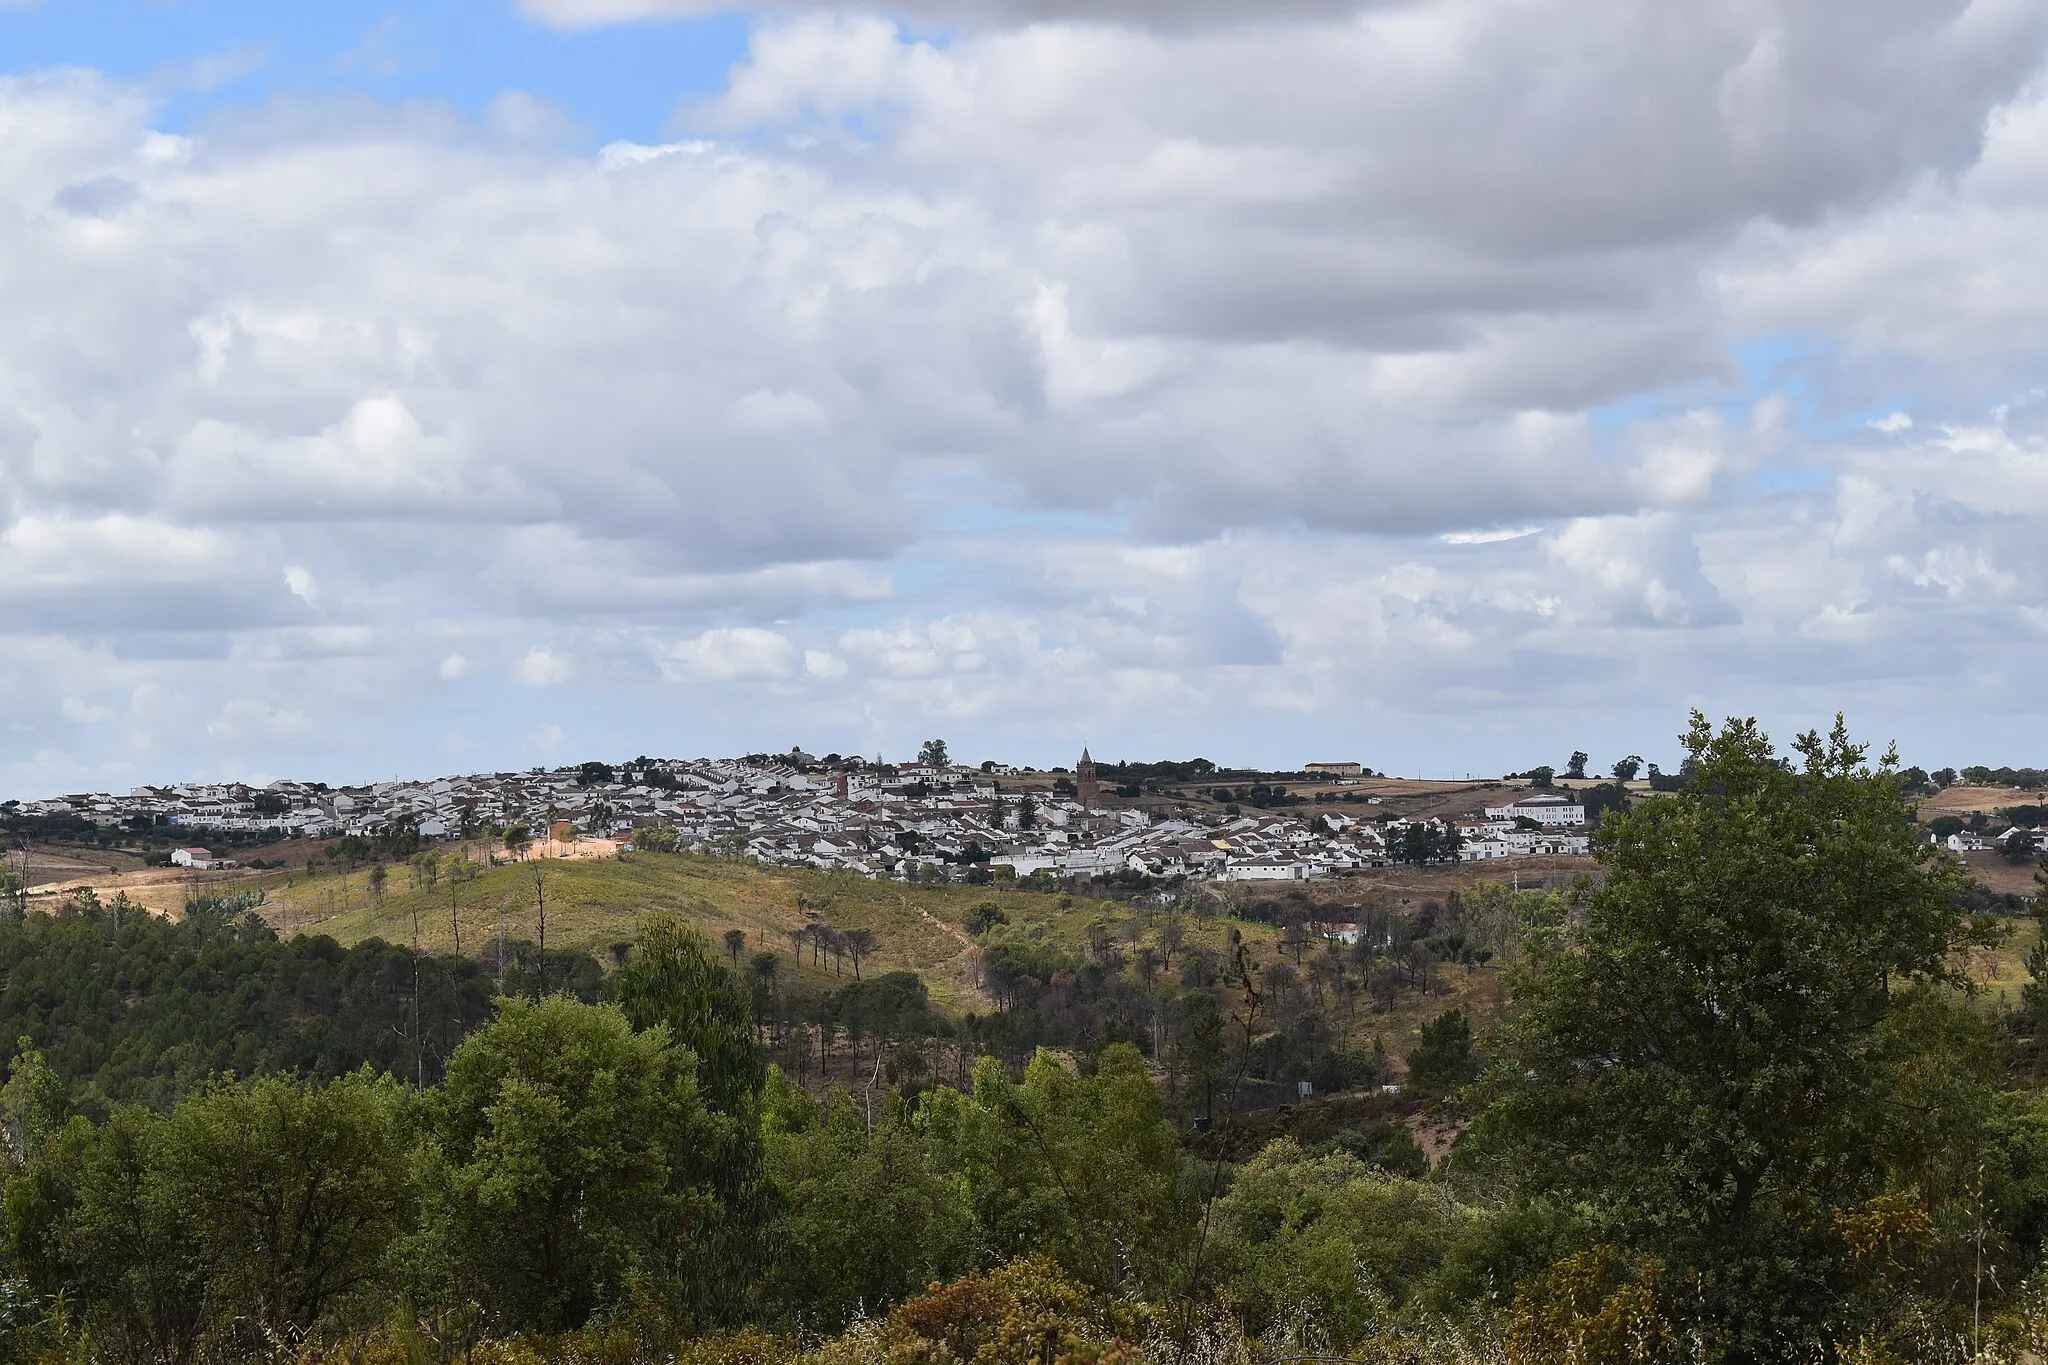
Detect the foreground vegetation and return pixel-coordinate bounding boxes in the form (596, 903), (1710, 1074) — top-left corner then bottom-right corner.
(4, 715), (2048, 1362)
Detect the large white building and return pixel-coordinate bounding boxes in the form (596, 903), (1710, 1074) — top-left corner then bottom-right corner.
(1482, 792), (1586, 826)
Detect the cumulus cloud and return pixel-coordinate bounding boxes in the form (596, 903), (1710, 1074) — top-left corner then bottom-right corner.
(514, 648), (575, 686)
(3, 1), (2048, 791)
(521, 0), (1370, 29)
(660, 627), (799, 681)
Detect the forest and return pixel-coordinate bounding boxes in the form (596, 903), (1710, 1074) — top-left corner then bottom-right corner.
(4, 715), (2048, 1363)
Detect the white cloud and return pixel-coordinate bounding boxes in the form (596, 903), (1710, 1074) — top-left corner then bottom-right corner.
(4, 6), (2048, 792)
(1440, 527), (1540, 545)
(206, 698), (313, 741)
(514, 648), (574, 687)
(61, 697), (115, 724)
(660, 627), (799, 681)
(0, 515), (233, 589)
(803, 649), (849, 678)
(519, 0), (1364, 29)
(729, 389), (827, 431)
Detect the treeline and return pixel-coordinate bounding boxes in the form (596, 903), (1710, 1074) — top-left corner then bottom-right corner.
(0, 918), (1492, 1362)
(0, 810), (284, 853)
(1960, 764), (2048, 789)
(0, 892), (596, 1108)
(1900, 764), (2048, 793)
(0, 918), (770, 1358)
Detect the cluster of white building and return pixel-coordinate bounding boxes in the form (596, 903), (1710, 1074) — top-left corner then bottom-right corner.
(1453, 791), (1595, 861)
(1934, 826), (2039, 856)
(12, 758), (1596, 883)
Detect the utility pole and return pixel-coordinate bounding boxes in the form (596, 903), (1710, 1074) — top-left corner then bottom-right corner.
(531, 860), (548, 996)
(410, 902), (423, 1090)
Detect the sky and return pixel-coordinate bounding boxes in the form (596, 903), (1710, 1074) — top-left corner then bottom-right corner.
(3, 0), (2047, 796)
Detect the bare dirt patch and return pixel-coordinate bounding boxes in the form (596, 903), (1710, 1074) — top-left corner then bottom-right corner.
(1963, 851), (2044, 898)
(10, 843), (149, 886)
(1406, 1111), (1471, 1169)
(22, 863), (271, 919)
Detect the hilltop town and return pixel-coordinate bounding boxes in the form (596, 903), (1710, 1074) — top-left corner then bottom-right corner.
(6, 746), (1608, 886)
(11, 747), (2042, 902)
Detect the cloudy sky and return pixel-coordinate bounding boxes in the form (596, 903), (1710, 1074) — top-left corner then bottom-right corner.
(2, 0), (2046, 796)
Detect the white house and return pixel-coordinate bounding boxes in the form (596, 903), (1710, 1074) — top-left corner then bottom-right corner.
(170, 847), (214, 868)
(990, 853), (1065, 877)
(1482, 792), (1586, 826)
(1224, 856), (1321, 881)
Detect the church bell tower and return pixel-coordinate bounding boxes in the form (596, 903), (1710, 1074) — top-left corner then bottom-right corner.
(1076, 747), (1099, 809)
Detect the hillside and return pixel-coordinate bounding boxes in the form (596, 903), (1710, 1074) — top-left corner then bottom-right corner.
(259, 848), (1284, 1016)
(24, 827), (2033, 1074)
(257, 848), (1536, 1067)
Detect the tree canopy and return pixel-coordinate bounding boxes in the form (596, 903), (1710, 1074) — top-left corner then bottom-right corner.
(1474, 713), (1993, 1358)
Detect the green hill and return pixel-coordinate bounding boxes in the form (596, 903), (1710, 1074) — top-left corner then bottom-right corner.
(262, 848), (1281, 1016)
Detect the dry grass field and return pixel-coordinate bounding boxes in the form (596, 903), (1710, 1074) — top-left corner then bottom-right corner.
(242, 844), (1515, 1059)
(19, 862), (266, 917)
(258, 847), (1287, 1017)
(1917, 783), (2048, 818)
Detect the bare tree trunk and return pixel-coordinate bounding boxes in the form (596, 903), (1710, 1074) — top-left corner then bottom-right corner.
(410, 903), (423, 1090)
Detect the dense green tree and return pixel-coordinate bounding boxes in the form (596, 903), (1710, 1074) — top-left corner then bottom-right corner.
(1, 1040), (67, 1169)
(0, 908), (501, 1107)
(757, 1069), (974, 1333)
(422, 997), (710, 1334)
(9, 1069), (416, 1357)
(921, 1045), (1187, 1296)
(1473, 714), (1991, 1358)
(609, 917), (768, 1324)
(1405, 1009), (1478, 1101)
(1211, 1140), (1462, 1346)
(1577, 780), (1630, 825)
(7, 1107), (209, 1365)
(155, 1071), (414, 1345)
(964, 903), (1009, 936)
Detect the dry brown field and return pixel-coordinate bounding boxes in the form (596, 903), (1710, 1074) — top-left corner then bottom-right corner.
(1917, 784), (2048, 818)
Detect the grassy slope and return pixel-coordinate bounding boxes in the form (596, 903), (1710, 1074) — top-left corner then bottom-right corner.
(255, 844), (2033, 1063)
(263, 849), (1286, 1016)
(261, 848), (1508, 1062)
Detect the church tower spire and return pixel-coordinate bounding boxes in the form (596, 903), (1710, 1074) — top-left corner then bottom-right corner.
(1076, 747), (1099, 809)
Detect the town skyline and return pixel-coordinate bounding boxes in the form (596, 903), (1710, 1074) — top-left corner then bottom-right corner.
(12, 741), (2038, 892)
(9, 732), (2029, 811)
